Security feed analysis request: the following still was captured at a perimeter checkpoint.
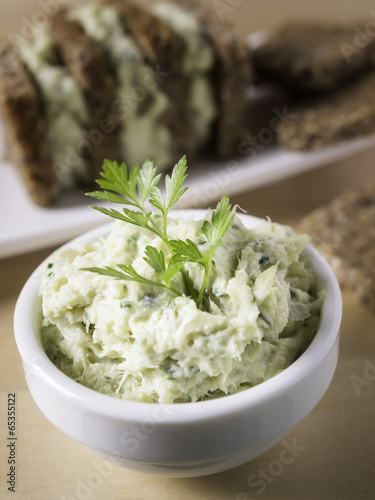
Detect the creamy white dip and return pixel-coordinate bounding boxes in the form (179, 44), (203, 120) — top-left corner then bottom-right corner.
(40, 215), (324, 404)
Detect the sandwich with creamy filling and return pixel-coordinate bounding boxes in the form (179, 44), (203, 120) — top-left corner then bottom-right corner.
(0, 0), (251, 206)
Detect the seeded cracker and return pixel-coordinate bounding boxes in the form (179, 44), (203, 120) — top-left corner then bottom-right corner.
(252, 22), (375, 92)
(277, 70), (375, 151)
(298, 184), (375, 312)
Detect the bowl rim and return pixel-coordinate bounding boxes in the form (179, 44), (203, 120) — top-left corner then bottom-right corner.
(14, 210), (342, 423)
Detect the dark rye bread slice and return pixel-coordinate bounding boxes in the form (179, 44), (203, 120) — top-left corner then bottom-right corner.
(50, 9), (120, 180)
(252, 22), (375, 92)
(277, 70), (375, 151)
(175, 0), (252, 158)
(101, 0), (195, 162)
(0, 42), (58, 206)
(298, 184), (375, 312)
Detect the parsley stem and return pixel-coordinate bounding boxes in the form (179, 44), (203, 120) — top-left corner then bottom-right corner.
(164, 284), (183, 297)
(180, 268), (198, 302)
(142, 279), (183, 297)
(139, 206), (164, 240)
(163, 212), (168, 242)
(158, 210), (198, 304)
(197, 262), (210, 309)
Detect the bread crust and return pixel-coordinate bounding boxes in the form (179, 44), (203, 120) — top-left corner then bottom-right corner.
(0, 42), (58, 206)
(51, 9), (120, 181)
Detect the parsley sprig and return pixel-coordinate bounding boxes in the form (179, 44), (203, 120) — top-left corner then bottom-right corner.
(82, 157), (235, 312)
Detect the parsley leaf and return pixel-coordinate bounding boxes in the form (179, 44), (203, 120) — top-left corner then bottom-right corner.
(138, 160), (162, 206)
(202, 194), (235, 258)
(82, 264), (182, 297)
(91, 206), (151, 227)
(87, 160), (139, 207)
(150, 156), (188, 237)
(143, 246), (166, 274)
(169, 239), (202, 262)
(82, 157), (236, 312)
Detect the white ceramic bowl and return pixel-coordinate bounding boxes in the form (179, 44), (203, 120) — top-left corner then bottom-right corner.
(14, 211), (342, 477)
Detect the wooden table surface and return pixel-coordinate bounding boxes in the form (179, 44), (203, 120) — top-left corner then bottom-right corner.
(1, 1), (375, 499)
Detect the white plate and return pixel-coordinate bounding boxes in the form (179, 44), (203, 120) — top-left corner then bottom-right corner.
(2, 103), (375, 260)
